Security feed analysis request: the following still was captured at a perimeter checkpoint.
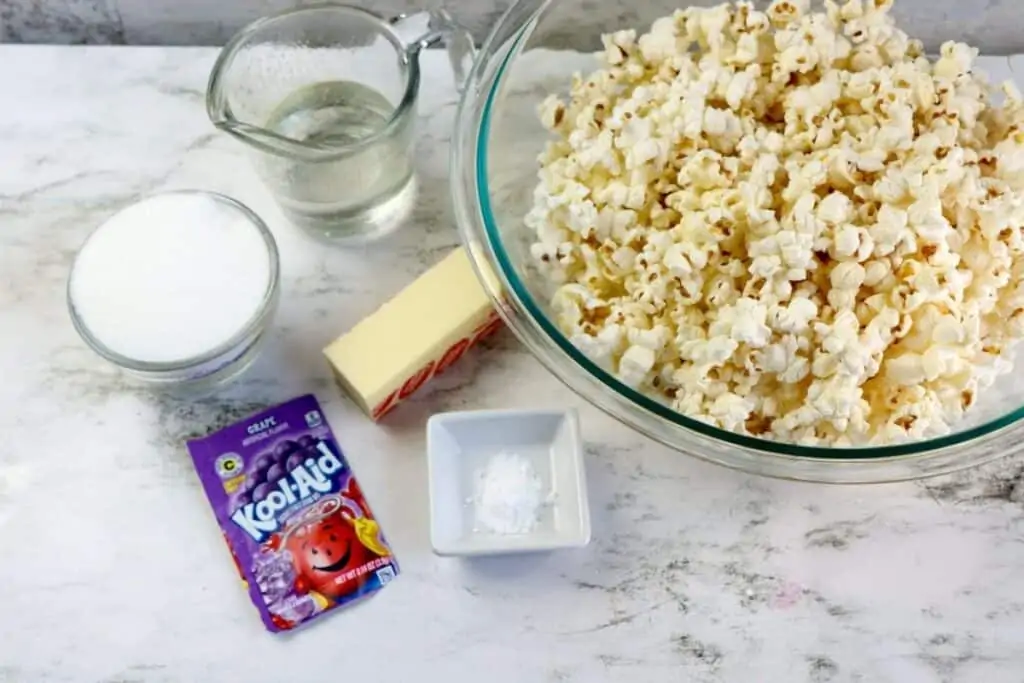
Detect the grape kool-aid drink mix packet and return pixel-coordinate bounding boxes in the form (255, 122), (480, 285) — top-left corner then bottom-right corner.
(187, 394), (399, 632)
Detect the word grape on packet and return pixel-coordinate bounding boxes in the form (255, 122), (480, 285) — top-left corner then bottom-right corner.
(187, 394), (398, 632)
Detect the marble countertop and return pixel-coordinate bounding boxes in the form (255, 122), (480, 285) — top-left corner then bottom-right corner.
(6, 0), (1024, 54)
(3, 45), (1024, 683)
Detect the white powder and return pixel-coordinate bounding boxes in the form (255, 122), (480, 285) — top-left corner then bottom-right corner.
(471, 451), (544, 535)
(69, 193), (273, 363)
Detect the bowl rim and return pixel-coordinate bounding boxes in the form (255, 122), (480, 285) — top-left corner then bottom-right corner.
(449, 12), (1024, 479)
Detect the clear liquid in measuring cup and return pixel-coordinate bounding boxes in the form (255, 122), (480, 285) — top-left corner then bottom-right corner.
(260, 80), (416, 243)
(268, 80), (392, 147)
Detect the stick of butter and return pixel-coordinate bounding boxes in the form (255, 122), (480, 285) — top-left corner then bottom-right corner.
(324, 247), (502, 420)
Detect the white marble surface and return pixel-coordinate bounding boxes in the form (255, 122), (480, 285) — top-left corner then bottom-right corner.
(3, 45), (1024, 683)
(4, 0), (1024, 54)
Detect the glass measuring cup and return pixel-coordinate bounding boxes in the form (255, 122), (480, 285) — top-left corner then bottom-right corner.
(207, 5), (473, 244)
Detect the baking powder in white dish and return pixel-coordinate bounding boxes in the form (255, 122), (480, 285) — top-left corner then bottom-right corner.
(471, 451), (544, 534)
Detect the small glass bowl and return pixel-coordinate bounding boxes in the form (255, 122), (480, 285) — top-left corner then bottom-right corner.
(67, 191), (281, 393)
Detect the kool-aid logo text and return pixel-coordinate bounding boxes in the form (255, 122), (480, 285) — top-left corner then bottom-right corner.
(230, 441), (343, 542)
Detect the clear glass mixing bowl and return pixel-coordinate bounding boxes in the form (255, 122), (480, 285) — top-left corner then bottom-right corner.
(451, 0), (1024, 483)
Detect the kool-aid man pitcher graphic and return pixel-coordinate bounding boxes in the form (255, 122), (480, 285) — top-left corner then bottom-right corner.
(275, 480), (391, 602)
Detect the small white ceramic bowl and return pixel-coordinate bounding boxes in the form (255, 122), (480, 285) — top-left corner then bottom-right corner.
(426, 408), (591, 556)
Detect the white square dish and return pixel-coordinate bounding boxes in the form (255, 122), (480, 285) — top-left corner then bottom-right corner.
(426, 408), (591, 556)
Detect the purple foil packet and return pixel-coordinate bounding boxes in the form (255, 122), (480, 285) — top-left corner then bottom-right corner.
(186, 394), (399, 633)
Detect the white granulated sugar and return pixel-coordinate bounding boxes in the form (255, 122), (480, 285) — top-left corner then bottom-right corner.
(471, 451), (544, 535)
(70, 194), (272, 363)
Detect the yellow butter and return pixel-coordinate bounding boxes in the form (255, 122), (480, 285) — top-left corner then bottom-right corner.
(324, 247), (502, 420)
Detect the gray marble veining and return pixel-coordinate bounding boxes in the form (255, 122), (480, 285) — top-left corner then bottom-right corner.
(2, 0), (124, 43)
(3, 0), (1024, 53)
(3, 44), (1024, 682)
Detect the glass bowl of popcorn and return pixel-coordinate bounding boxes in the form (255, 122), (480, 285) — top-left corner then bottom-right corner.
(451, 0), (1024, 483)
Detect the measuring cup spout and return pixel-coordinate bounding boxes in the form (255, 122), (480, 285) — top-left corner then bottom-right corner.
(205, 42), (341, 159)
(208, 83), (346, 160)
(213, 116), (338, 157)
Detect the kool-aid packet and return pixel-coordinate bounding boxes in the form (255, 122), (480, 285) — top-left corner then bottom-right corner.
(187, 394), (399, 632)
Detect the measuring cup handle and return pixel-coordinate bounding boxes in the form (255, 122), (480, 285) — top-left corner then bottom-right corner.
(389, 9), (475, 91)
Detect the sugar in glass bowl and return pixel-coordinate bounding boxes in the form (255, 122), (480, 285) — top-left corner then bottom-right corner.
(450, 0), (1024, 482)
(68, 191), (280, 392)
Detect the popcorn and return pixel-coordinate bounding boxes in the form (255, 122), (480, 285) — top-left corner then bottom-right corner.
(617, 344), (656, 387)
(710, 298), (773, 348)
(817, 192), (852, 225)
(708, 393), (756, 431)
(529, 0), (1024, 445)
(768, 297), (819, 334)
(833, 224), (862, 258)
